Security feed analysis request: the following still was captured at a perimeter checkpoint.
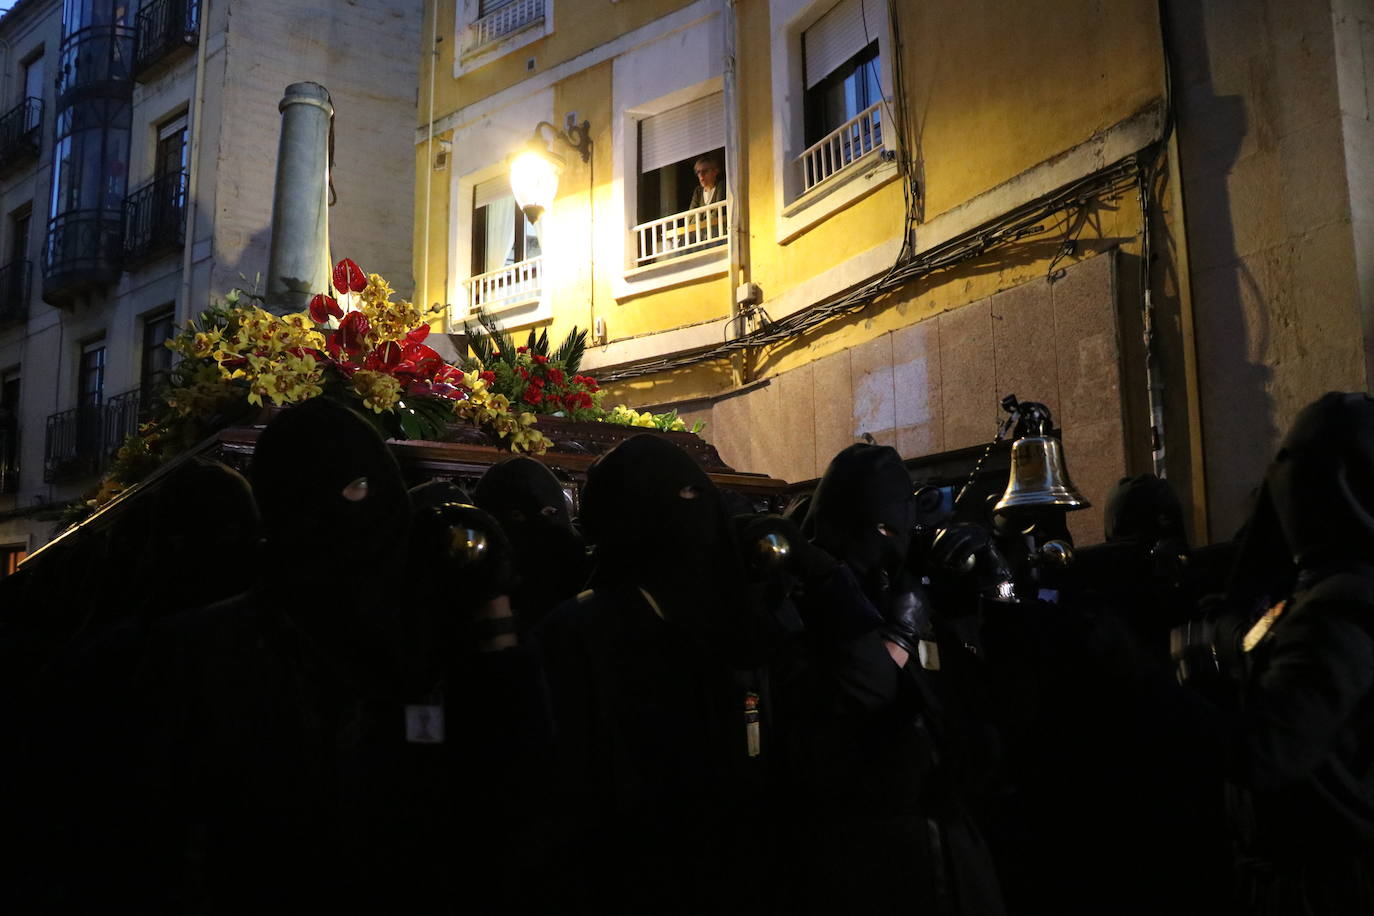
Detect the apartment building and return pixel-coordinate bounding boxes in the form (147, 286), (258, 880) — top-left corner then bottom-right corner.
(0, 0), (423, 564)
(416, 0), (1374, 545)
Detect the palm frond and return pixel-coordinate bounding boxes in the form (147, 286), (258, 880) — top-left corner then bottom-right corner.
(553, 326), (588, 374)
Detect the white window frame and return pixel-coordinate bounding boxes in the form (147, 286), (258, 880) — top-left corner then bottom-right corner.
(610, 11), (728, 301)
(454, 0), (554, 79)
(769, 0), (899, 245)
(446, 89), (555, 332)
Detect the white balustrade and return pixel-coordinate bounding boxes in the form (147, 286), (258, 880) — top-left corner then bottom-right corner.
(464, 0), (545, 55)
(634, 199), (730, 265)
(467, 256), (542, 313)
(798, 102), (884, 193)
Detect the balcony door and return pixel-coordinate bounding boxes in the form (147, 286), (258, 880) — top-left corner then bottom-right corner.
(154, 114), (187, 242)
(77, 339), (105, 460)
(21, 55), (42, 132)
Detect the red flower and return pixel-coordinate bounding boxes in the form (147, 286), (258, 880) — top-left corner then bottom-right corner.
(516, 366), (529, 380)
(405, 324), (431, 345)
(309, 293), (343, 323)
(547, 367), (564, 385)
(365, 340), (404, 372)
(528, 376), (544, 389)
(333, 258), (367, 294)
(532, 354), (549, 365)
(403, 343), (443, 377)
(479, 370), (496, 385)
(523, 388), (543, 406)
(516, 345), (528, 354)
(338, 311), (370, 355)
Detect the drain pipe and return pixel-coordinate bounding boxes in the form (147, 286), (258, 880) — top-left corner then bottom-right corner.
(176, 0), (211, 328)
(264, 82), (334, 315)
(723, 0), (748, 385)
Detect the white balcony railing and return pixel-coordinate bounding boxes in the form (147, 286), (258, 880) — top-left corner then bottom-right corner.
(799, 102), (884, 194)
(467, 256), (542, 313)
(464, 0), (545, 55)
(634, 199), (730, 265)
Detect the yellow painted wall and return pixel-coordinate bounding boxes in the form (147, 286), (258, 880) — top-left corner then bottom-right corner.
(416, 0), (1166, 401)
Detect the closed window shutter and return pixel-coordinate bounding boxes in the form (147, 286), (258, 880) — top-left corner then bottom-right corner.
(474, 175), (512, 210)
(639, 93), (725, 174)
(803, 0), (884, 89)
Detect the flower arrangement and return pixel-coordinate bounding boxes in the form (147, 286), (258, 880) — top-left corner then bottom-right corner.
(100, 260), (550, 504)
(461, 308), (704, 434)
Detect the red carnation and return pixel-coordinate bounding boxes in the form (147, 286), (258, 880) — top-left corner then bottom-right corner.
(532, 354), (549, 365)
(523, 388), (543, 406)
(516, 345), (528, 354)
(547, 367), (564, 385)
(479, 370), (496, 385)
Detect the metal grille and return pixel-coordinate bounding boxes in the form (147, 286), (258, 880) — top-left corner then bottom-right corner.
(123, 170), (187, 265)
(466, 255), (542, 315)
(634, 199), (729, 265)
(464, 0), (544, 55)
(0, 98), (42, 174)
(134, 0), (200, 79)
(799, 101), (883, 193)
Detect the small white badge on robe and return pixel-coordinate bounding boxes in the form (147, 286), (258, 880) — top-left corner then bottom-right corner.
(918, 639), (941, 671)
(405, 704), (445, 744)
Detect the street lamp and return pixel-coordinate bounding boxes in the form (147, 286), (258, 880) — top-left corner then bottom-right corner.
(509, 114), (592, 223)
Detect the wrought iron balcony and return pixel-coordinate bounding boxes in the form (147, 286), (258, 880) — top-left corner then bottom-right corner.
(43, 209), (124, 306)
(134, 0), (200, 81)
(0, 260), (31, 325)
(42, 387), (141, 484)
(0, 412), (17, 494)
(56, 24), (136, 106)
(0, 98), (42, 175)
(123, 170), (187, 266)
(43, 404), (104, 483)
(104, 386), (141, 452)
(463, 0), (544, 57)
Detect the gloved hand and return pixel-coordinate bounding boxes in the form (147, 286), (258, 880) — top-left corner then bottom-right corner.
(880, 572), (935, 656)
(734, 514), (838, 583)
(931, 523), (1017, 602)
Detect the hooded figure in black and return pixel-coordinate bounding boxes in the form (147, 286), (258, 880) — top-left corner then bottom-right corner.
(473, 456), (589, 632)
(147, 398), (411, 913)
(535, 434), (774, 913)
(783, 442), (1005, 916)
(1174, 391), (1374, 914)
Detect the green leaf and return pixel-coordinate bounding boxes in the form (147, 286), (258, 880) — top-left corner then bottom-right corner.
(553, 326), (588, 375)
(397, 408), (425, 441)
(526, 328), (537, 352)
(536, 327), (549, 354)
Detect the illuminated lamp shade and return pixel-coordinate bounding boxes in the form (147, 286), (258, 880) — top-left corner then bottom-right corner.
(510, 147), (563, 224)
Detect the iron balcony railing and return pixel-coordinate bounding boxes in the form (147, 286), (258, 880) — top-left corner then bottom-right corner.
(42, 387), (141, 483)
(463, 0), (544, 56)
(466, 255), (542, 315)
(0, 260), (31, 325)
(134, 0), (200, 80)
(799, 101), (884, 194)
(0, 98), (42, 174)
(56, 23), (136, 105)
(0, 412), (17, 494)
(43, 208), (125, 299)
(634, 199), (729, 265)
(123, 170), (187, 265)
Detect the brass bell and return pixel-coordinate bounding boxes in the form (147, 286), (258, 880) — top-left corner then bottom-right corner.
(995, 434), (1090, 514)
(447, 526), (489, 566)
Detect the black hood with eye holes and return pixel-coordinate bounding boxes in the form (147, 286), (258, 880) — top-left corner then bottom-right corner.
(1265, 391), (1374, 569)
(580, 434), (745, 629)
(249, 398), (411, 570)
(1104, 474), (1186, 545)
(474, 456), (588, 627)
(474, 456), (574, 534)
(805, 443), (914, 578)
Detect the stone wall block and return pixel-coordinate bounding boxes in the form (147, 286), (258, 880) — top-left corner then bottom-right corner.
(776, 363), (819, 481)
(1051, 253), (1121, 432)
(850, 332), (897, 446)
(892, 317), (944, 458)
(939, 298), (998, 449)
(991, 278), (1060, 420)
(813, 348), (857, 473)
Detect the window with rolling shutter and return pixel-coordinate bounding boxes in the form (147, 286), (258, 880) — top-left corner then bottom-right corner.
(636, 93), (726, 224)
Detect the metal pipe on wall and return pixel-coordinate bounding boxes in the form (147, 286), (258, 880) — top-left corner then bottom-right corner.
(723, 0), (748, 384)
(176, 0), (211, 329)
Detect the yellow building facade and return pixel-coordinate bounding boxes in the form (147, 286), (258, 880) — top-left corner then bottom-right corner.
(416, 0), (1374, 546)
